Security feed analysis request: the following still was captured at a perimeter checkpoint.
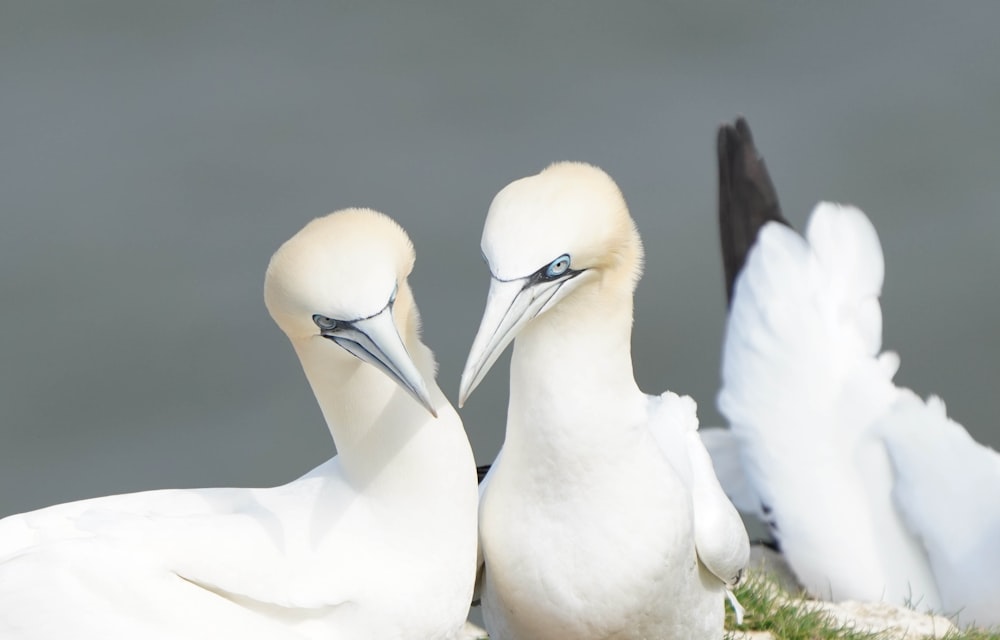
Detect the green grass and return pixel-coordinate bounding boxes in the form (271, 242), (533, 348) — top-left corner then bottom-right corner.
(724, 576), (882, 639)
(725, 575), (1000, 640)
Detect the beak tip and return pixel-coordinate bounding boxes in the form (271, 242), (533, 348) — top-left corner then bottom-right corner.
(416, 389), (438, 418)
(457, 376), (472, 409)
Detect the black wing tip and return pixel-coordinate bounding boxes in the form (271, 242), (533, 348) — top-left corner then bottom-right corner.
(717, 116), (791, 307)
(716, 115), (756, 161)
(716, 116), (767, 201)
(734, 116), (754, 144)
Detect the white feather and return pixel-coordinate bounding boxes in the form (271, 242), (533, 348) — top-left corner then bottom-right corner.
(718, 203), (941, 607)
(463, 163), (749, 640)
(877, 391), (1000, 625)
(697, 427), (764, 519)
(0, 209), (479, 639)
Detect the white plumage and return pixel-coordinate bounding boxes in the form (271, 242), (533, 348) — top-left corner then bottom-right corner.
(461, 162), (748, 640)
(711, 118), (1000, 627)
(0, 209), (479, 639)
(877, 393), (1000, 624)
(719, 204), (941, 608)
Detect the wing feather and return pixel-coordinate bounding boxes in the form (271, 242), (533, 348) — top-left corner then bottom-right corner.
(648, 393), (749, 608)
(878, 392), (1000, 625)
(718, 203), (940, 606)
(0, 469), (360, 637)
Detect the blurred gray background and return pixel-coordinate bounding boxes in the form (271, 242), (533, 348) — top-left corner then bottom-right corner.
(2, 1), (998, 518)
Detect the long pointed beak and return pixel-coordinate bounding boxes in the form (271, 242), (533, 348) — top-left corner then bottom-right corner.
(459, 276), (564, 407)
(329, 306), (438, 417)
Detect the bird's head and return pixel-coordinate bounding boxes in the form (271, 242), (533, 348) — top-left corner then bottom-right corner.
(264, 208), (436, 416)
(459, 162), (643, 405)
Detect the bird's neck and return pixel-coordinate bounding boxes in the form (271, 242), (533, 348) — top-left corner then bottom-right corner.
(292, 335), (461, 489)
(506, 283), (646, 457)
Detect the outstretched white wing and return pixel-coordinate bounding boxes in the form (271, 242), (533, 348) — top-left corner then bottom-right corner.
(718, 204), (940, 607)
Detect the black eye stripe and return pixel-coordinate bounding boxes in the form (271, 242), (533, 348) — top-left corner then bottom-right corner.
(312, 285), (399, 333)
(489, 254), (583, 284)
(527, 266), (582, 287)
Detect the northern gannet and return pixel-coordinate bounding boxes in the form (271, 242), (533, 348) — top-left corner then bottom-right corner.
(0, 208), (479, 639)
(459, 163), (749, 640)
(710, 118), (1000, 626)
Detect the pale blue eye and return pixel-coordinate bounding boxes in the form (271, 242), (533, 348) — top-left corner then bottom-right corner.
(313, 314), (339, 331)
(546, 254), (571, 278)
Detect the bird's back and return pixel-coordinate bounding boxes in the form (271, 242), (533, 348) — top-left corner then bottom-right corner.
(0, 455), (474, 640)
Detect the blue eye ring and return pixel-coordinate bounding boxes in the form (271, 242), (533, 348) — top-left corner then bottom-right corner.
(313, 314), (339, 331)
(545, 254), (571, 278)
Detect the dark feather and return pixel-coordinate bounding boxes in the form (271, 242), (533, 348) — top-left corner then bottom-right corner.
(717, 117), (791, 306)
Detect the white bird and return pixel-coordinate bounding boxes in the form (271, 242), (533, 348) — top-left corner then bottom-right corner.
(710, 118), (1000, 626)
(0, 208), (479, 639)
(459, 163), (749, 640)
